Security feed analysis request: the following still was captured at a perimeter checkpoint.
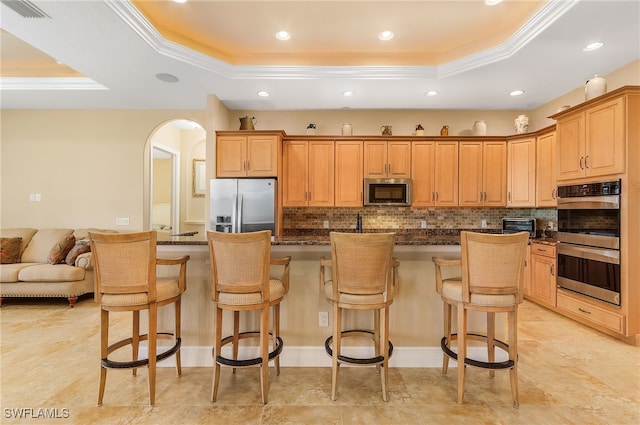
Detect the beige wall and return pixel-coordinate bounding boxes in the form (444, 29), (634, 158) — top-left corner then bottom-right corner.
(1, 110), (205, 230)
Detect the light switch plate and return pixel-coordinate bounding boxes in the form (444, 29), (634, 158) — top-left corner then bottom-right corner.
(323, 220), (329, 229)
(115, 217), (129, 226)
(421, 220), (427, 229)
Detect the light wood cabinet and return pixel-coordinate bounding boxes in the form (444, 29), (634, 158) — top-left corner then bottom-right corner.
(529, 243), (556, 308)
(216, 133), (279, 177)
(411, 141), (458, 207)
(556, 97), (625, 181)
(335, 140), (363, 207)
(282, 140), (334, 207)
(458, 141), (507, 207)
(536, 130), (557, 207)
(364, 141), (411, 178)
(507, 136), (536, 207)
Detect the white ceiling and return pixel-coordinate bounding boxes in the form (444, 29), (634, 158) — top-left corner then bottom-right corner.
(0, 0), (638, 111)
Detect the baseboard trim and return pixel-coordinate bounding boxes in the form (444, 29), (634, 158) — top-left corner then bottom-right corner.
(142, 345), (497, 368)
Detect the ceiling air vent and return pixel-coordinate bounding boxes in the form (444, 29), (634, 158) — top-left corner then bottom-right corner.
(1, 0), (50, 18)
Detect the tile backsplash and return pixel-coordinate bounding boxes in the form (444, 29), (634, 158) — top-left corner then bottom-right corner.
(283, 207), (557, 235)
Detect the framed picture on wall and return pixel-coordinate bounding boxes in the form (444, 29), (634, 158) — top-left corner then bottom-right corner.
(192, 159), (205, 197)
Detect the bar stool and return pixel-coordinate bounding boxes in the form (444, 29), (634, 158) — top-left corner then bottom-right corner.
(319, 232), (399, 401)
(89, 230), (189, 406)
(207, 230), (291, 404)
(432, 231), (529, 407)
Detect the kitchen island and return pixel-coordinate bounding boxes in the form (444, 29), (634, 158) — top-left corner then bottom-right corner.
(153, 233), (504, 368)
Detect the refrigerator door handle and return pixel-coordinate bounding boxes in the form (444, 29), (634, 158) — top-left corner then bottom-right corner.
(236, 194), (243, 232)
(231, 194), (238, 233)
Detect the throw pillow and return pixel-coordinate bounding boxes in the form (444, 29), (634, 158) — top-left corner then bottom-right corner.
(1, 237), (23, 264)
(65, 241), (91, 266)
(47, 235), (76, 264)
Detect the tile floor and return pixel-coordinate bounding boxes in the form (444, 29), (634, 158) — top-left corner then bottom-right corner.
(1, 296), (638, 424)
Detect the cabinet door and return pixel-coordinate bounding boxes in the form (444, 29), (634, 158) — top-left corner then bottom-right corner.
(411, 142), (435, 207)
(458, 141), (483, 206)
(387, 141), (412, 178)
(434, 142), (459, 206)
(246, 135), (278, 177)
(536, 131), (557, 207)
(282, 141), (308, 206)
(531, 253), (557, 308)
(335, 141), (363, 207)
(507, 137), (536, 207)
(216, 136), (247, 177)
(585, 97), (625, 177)
(308, 141), (334, 207)
(483, 141), (507, 207)
(556, 112), (586, 181)
(363, 141), (387, 178)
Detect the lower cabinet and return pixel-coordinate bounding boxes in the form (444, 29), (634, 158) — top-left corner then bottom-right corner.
(528, 243), (556, 308)
(556, 292), (624, 334)
(522, 244), (532, 298)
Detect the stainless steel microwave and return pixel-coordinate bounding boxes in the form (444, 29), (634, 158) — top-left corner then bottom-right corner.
(364, 178), (412, 206)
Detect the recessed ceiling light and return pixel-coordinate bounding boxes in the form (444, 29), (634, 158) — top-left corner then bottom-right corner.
(583, 41), (604, 52)
(378, 30), (394, 41)
(275, 31), (291, 41)
(257, 90), (270, 97)
(510, 90), (524, 96)
(173, 0), (187, 3)
(426, 90), (438, 96)
(155, 73), (179, 83)
(485, 0), (503, 5)
(342, 91), (355, 97)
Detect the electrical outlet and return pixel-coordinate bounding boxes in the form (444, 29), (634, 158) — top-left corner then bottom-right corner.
(115, 217), (130, 226)
(548, 221), (554, 229)
(323, 220), (329, 229)
(319, 311), (329, 327)
(420, 220), (427, 229)
(481, 219), (487, 228)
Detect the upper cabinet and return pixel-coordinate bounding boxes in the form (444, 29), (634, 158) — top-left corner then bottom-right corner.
(556, 97), (625, 181)
(335, 140), (364, 207)
(364, 141), (411, 178)
(412, 141), (458, 207)
(536, 129), (557, 207)
(458, 141), (507, 207)
(216, 132), (281, 177)
(507, 136), (536, 207)
(282, 140), (334, 207)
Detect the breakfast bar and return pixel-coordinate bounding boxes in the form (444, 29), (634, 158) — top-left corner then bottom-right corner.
(153, 233), (507, 368)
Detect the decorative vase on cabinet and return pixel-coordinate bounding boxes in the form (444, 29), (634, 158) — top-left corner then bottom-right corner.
(472, 120), (487, 136)
(585, 75), (607, 100)
(515, 115), (529, 134)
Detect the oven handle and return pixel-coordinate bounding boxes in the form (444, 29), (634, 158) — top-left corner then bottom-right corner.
(557, 195), (619, 209)
(557, 243), (620, 265)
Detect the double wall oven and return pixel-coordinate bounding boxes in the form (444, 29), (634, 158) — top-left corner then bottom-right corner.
(556, 180), (621, 305)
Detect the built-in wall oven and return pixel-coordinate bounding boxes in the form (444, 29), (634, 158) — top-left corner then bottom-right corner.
(556, 180), (621, 305)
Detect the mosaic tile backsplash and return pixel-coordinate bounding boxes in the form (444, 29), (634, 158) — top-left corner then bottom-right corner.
(283, 207), (557, 237)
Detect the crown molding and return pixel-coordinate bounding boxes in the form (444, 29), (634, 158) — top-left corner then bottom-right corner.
(0, 77), (106, 90)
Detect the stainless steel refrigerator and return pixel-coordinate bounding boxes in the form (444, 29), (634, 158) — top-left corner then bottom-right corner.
(210, 178), (276, 233)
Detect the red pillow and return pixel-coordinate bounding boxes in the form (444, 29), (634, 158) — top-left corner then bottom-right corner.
(65, 242), (91, 265)
(1, 237), (22, 264)
(47, 235), (76, 264)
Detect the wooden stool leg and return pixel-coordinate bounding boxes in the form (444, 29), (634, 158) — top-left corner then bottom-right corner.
(175, 298), (182, 377)
(132, 311), (140, 377)
(274, 304), (281, 376)
(148, 304), (157, 406)
(509, 308), (519, 408)
(374, 309), (381, 373)
(331, 302), (341, 401)
(381, 306), (390, 402)
(98, 309), (109, 406)
(212, 307), (223, 402)
(443, 302), (452, 375)
(487, 312), (496, 379)
(232, 311), (240, 374)
(260, 305), (269, 405)
(456, 304), (467, 404)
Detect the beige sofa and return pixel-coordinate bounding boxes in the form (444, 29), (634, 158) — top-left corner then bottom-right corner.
(0, 228), (107, 307)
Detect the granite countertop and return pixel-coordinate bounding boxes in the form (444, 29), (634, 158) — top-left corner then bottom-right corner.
(157, 230), (485, 246)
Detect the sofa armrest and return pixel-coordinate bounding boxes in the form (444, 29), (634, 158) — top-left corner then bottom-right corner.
(75, 252), (93, 270)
